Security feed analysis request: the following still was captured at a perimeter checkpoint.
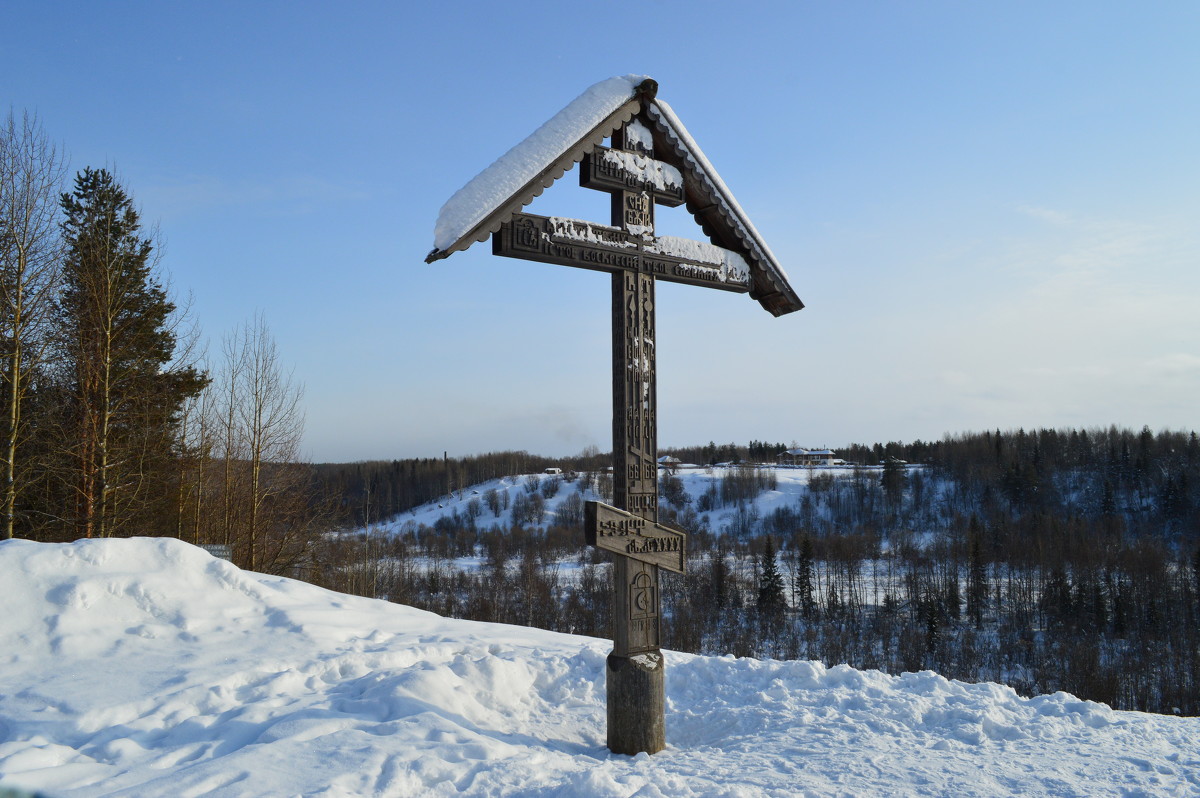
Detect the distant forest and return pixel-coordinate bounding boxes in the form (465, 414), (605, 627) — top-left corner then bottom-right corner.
(315, 426), (1199, 533)
(315, 426), (1200, 716)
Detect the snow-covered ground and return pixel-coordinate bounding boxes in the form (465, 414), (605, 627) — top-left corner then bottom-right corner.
(2, 538), (1197, 797)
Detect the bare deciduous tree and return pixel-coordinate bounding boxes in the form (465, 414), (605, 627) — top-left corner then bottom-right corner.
(238, 314), (304, 570)
(208, 314), (312, 573)
(0, 111), (65, 539)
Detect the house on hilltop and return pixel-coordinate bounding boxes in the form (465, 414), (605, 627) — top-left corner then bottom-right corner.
(777, 448), (839, 467)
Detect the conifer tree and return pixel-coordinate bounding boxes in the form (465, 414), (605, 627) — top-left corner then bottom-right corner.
(880, 457), (907, 510)
(710, 550), (729, 610)
(56, 167), (205, 538)
(967, 518), (987, 629)
(923, 592), (941, 657)
(794, 533), (817, 620)
(757, 534), (786, 625)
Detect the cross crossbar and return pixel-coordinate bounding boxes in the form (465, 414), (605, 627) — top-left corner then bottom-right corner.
(585, 500), (687, 574)
(494, 213), (752, 292)
(580, 146), (686, 207)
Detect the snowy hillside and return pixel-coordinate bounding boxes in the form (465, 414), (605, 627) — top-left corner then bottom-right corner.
(2, 538), (1198, 797)
(372, 466), (854, 537)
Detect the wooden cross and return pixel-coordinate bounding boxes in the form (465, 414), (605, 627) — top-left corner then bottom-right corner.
(494, 119), (750, 755)
(427, 75), (800, 757)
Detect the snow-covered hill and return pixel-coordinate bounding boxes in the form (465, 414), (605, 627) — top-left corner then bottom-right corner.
(1, 538), (1197, 797)
(373, 465), (858, 537)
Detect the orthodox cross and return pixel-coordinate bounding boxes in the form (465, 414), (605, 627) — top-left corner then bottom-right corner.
(426, 76), (802, 757)
(493, 117), (747, 755)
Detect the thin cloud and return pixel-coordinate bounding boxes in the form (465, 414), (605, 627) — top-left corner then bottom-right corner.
(1016, 205), (1073, 226)
(141, 174), (372, 221)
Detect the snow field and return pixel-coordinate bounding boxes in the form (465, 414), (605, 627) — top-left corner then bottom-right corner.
(1, 537), (1198, 797)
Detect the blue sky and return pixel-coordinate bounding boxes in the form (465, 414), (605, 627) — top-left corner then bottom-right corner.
(5, 1), (1198, 462)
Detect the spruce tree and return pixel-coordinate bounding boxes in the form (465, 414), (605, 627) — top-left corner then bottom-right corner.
(967, 518), (987, 629)
(923, 592), (941, 658)
(56, 167), (205, 538)
(880, 457), (907, 510)
(757, 534), (786, 626)
(710, 550), (728, 610)
(794, 533), (816, 620)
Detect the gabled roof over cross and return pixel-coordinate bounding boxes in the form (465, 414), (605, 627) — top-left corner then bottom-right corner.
(426, 75), (803, 317)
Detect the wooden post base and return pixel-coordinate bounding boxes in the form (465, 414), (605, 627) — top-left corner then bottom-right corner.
(606, 651), (666, 755)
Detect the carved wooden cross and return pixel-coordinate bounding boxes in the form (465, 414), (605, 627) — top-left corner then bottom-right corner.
(494, 119), (752, 754)
(429, 76), (800, 757)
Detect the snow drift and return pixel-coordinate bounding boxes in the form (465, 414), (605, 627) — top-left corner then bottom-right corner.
(0, 538), (1197, 797)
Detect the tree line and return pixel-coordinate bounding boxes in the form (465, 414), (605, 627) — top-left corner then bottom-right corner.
(1, 112), (323, 572)
(312, 447), (613, 527)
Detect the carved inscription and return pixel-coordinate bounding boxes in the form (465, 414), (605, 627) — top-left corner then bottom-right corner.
(585, 500), (686, 574)
(579, 147), (685, 207)
(494, 214), (751, 293)
(630, 571), (655, 619)
(513, 216), (540, 250)
(624, 193), (652, 230)
(614, 559), (658, 654)
(613, 267), (657, 516)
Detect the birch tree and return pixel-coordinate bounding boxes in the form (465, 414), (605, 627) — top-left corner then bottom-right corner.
(216, 314), (309, 572)
(0, 111), (65, 539)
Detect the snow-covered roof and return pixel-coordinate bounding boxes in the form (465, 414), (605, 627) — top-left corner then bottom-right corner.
(429, 75), (646, 259)
(426, 76), (803, 317)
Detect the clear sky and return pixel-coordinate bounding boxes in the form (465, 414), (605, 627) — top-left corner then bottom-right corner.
(5, 1), (1198, 462)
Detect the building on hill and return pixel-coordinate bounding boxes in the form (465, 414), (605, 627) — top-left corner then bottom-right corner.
(777, 448), (838, 467)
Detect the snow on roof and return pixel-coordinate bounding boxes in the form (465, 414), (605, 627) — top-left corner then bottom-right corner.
(425, 75), (803, 317)
(430, 75), (648, 256)
(646, 99), (796, 313)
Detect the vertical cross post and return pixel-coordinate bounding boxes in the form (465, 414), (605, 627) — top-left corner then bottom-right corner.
(605, 124), (665, 755)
